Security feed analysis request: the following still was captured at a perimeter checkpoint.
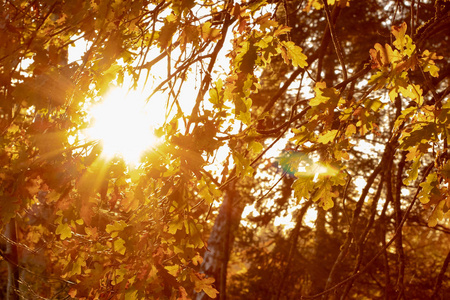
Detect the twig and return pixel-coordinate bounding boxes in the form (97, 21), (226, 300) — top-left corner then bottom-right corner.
(302, 163), (434, 299)
(322, 0), (347, 83)
(333, 62), (371, 90)
(257, 100), (310, 135)
(187, 1), (235, 133)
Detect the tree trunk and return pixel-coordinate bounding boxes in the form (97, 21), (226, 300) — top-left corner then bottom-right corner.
(6, 219), (19, 300)
(311, 208), (328, 296)
(196, 182), (245, 300)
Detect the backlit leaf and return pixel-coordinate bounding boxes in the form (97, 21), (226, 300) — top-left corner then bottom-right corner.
(191, 274), (219, 298)
(292, 174), (315, 202)
(318, 130), (338, 144)
(201, 22), (222, 42)
(114, 238), (126, 255)
(56, 223), (72, 240)
(280, 41), (308, 68)
(124, 290), (138, 300)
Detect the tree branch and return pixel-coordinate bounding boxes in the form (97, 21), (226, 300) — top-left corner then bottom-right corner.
(322, 0), (348, 84)
(430, 249), (450, 299)
(303, 163), (435, 299)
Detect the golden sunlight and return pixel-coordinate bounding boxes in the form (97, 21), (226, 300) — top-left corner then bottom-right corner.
(85, 88), (163, 165)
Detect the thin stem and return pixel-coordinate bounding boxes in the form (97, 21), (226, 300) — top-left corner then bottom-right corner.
(322, 0), (347, 83)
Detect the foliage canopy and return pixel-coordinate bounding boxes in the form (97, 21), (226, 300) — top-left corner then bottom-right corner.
(1, 0), (449, 299)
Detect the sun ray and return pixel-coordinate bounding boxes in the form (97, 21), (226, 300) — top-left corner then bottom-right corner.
(84, 87), (162, 165)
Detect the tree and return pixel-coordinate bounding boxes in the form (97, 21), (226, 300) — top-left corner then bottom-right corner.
(1, 0), (449, 299)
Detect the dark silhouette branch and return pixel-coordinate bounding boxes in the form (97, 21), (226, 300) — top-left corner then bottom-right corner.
(323, 0), (348, 84)
(431, 249), (450, 299)
(302, 163), (435, 299)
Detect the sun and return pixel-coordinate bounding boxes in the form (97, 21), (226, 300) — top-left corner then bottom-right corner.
(85, 87), (163, 165)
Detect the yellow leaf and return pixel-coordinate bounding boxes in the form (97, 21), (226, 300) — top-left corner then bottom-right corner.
(281, 41), (308, 68)
(192, 253), (204, 266)
(106, 220), (127, 237)
(201, 22), (221, 42)
(169, 215), (184, 234)
(71, 256), (86, 275)
(273, 25), (291, 37)
(309, 82), (340, 106)
(125, 290), (138, 300)
(249, 141), (263, 154)
(345, 124), (356, 137)
(428, 200), (445, 227)
(334, 150), (349, 160)
(56, 223), (72, 240)
(178, 286), (189, 300)
(318, 130), (338, 144)
(192, 274), (219, 298)
(392, 22), (407, 50)
(68, 288), (77, 298)
(114, 238), (126, 255)
(165, 265), (180, 277)
(85, 226), (99, 239)
(292, 174), (315, 202)
(399, 84), (423, 105)
(113, 266), (127, 285)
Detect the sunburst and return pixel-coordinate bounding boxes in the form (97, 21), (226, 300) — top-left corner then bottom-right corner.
(85, 87), (163, 165)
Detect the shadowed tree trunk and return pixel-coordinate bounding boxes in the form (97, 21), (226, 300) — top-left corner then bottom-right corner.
(311, 208), (328, 295)
(197, 182), (245, 300)
(5, 219), (19, 300)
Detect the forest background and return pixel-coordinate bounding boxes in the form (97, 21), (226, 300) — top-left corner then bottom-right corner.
(1, 0), (450, 299)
